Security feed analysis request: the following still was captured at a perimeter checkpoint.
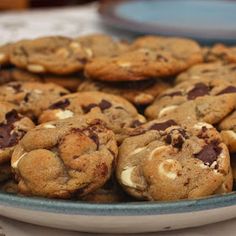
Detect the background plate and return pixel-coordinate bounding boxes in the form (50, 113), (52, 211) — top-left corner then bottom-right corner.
(99, 0), (236, 44)
(0, 192), (236, 233)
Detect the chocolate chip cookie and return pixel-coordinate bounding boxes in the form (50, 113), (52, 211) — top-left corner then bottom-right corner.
(78, 78), (170, 106)
(117, 119), (231, 200)
(39, 92), (146, 142)
(146, 79), (236, 120)
(204, 44), (236, 63)
(75, 34), (129, 59)
(176, 62), (236, 84)
(11, 115), (118, 198)
(85, 47), (197, 82)
(0, 81), (69, 118)
(0, 102), (35, 164)
(0, 43), (12, 66)
(0, 68), (83, 92)
(9, 36), (88, 75)
(218, 111), (236, 153)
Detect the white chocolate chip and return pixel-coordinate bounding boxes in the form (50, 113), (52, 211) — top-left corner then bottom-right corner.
(55, 110), (74, 119)
(43, 124), (56, 129)
(11, 153), (28, 169)
(56, 48), (69, 58)
(137, 114), (146, 123)
(210, 161), (218, 169)
(84, 48), (93, 58)
(158, 159), (182, 179)
(158, 105), (178, 118)
(117, 61), (131, 68)
(194, 122), (213, 130)
(121, 166), (137, 188)
(33, 89), (43, 94)
(70, 42), (81, 49)
(129, 146), (147, 156)
(149, 146), (168, 160)
(27, 64), (45, 73)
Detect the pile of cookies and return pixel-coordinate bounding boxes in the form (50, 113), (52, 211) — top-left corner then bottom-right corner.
(0, 34), (236, 202)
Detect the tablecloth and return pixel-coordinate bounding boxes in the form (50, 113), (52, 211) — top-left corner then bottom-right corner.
(0, 3), (235, 235)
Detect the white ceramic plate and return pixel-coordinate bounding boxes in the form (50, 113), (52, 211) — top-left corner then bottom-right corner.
(0, 192), (236, 233)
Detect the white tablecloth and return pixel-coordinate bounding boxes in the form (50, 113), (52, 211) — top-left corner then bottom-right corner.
(0, 3), (235, 235)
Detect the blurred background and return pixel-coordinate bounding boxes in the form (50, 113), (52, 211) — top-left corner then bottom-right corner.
(0, 0), (99, 10)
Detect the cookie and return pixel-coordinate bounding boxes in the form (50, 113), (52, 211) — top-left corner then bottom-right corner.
(0, 68), (83, 92)
(218, 111), (236, 153)
(0, 43), (12, 66)
(145, 90), (236, 126)
(176, 62), (236, 84)
(78, 78), (171, 106)
(0, 81), (69, 118)
(38, 92), (146, 142)
(204, 44), (236, 64)
(85, 47), (195, 82)
(11, 115), (118, 198)
(146, 79), (236, 120)
(0, 162), (12, 183)
(0, 102), (35, 164)
(74, 34), (129, 59)
(131, 36), (203, 66)
(116, 119), (231, 200)
(9, 36), (88, 75)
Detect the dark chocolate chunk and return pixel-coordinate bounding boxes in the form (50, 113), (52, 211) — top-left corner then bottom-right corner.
(165, 128), (187, 149)
(0, 110), (22, 149)
(149, 120), (177, 131)
(187, 83), (210, 100)
(194, 140), (222, 166)
(88, 132), (99, 150)
(217, 86), (236, 95)
(162, 91), (182, 98)
(82, 103), (97, 113)
(99, 99), (112, 111)
(23, 93), (30, 103)
(49, 99), (70, 110)
(156, 54), (168, 62)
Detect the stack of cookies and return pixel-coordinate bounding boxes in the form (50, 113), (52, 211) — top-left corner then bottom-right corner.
(0, 33), (236, 202)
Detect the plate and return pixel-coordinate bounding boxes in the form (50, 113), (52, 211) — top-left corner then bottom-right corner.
(0, 192), (236, 233)
(99, 0), (236, 43)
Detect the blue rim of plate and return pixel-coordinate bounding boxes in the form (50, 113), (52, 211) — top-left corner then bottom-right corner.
(99, 0), (236, 44)
(0, 191), (236, 216)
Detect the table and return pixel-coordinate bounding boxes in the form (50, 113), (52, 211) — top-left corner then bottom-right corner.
(0, 3), (235, 235)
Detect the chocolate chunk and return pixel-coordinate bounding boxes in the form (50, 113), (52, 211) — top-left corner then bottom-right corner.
(165, 128), (187, 149)
(88, 132), (99, 150)
(162, 91), (182, 98)
(194, 140), (222, 166)
(82, 103), (97, 113)
(187, 83), (210, 100)
(0, 110), (22, 149)
(24, 93), (30, 102)
(217, 86), (236, 95)
(82, 100), (112, 113)
(99, 99), (112, 111)
(149, 120), (177, 131)
(49, 99), (70, 110)
(9, 83), (22, 93)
